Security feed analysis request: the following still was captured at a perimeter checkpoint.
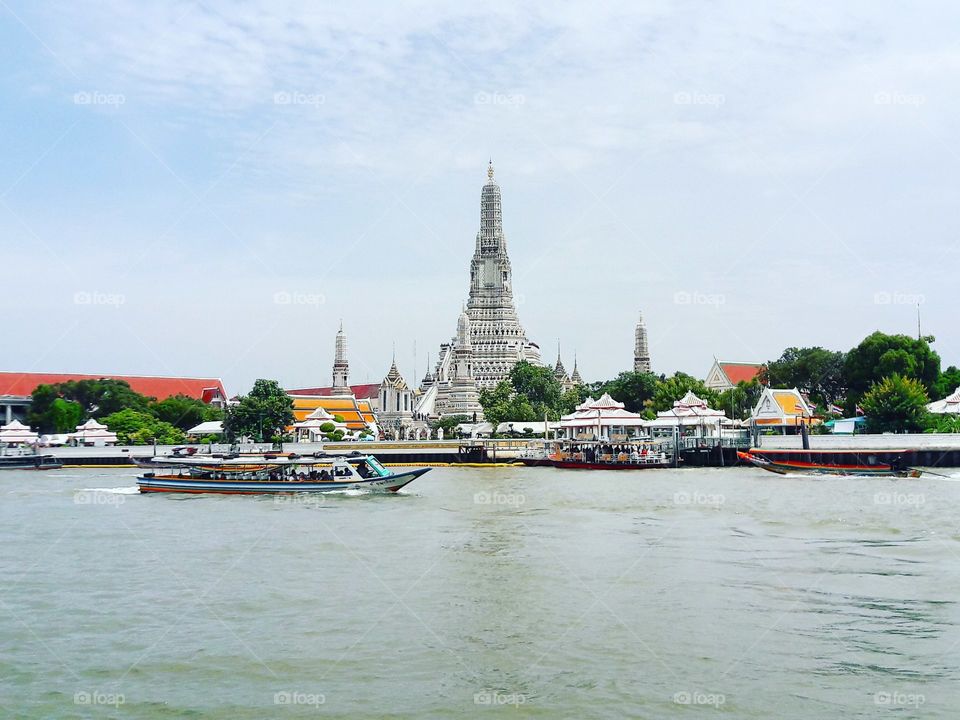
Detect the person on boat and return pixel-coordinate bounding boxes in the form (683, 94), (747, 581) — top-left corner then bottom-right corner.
(319, 468), (331, 481)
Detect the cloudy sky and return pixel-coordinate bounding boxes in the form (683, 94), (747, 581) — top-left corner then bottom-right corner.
(1, 1), (957, 395)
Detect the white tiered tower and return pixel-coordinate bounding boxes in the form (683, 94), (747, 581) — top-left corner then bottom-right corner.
(332, 322), (351, 394)
(634, 312), (651, 373)
(463, 161), (541, 388)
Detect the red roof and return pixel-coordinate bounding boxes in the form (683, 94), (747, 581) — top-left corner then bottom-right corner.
(0, 372), (226, 402)
(719, 363), (764, 385)
(287, 383), (380, 400)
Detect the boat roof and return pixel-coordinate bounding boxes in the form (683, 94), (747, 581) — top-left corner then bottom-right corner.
(150, 454), (374, 467)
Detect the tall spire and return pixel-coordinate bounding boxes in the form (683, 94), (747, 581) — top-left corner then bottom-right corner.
(571, 352), (583, 385)
(332, 322), (350, 393)
(634, 312), (651, 373)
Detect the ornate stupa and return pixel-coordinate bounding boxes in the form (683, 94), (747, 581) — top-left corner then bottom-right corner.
(434, 308), (483, 419)
(634, 312), (651, 373)
(462, 161), (541, 388)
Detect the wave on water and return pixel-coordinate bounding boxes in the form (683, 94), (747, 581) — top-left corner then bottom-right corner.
(79, 486), (140, 494)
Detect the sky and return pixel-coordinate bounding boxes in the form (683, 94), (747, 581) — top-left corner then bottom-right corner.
(1, 0), (958, 396)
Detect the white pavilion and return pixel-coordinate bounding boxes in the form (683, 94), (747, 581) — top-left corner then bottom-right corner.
(293, 407), (347, 442)
(559, 394), (648, 442)
(646, 391), (733, 440)
(69, 419), (118, 447)
(927, 387), (960, 415)
(0, 419), (39, 446)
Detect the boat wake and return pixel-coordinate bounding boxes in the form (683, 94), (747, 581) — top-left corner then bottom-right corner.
(79, 486), (140, 495)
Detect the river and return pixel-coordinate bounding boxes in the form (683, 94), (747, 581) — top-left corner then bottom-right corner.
(1, 466), (958, 718)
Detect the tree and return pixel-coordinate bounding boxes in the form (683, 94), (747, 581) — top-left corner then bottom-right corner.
(934, 365), (960, 400)
(715, 380), (763, 421)
(592, 371), (659, 414)
(28, 379), (153, 431)
(763, 347), (846, 408)
(223, 379), (295, 442)
(509, 361), (562, 409)
(860, 374), (930, 433)
(150, 394), (222, 431)
(50, 398), (83, 433)
(431, 414), (470, 438)
(101, 408), (186, 445)
(844, 332), (940, 405)
(650, 373), (718, 413)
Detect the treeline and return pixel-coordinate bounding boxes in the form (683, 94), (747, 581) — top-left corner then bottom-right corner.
(477, 331), (960, 434)
(29, 379), (223, 444)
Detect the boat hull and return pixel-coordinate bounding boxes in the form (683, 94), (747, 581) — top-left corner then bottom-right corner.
(137, 468), (429, 494)
(548, 460), (672, 470)
(0, 455), (63, 470)
(736, 451), (918, 478)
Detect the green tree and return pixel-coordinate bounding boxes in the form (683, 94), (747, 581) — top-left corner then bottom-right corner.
(150, 394), (222, 431)
(592, 371), (659, 414)
(934, 365), (960, 400)
(28, 379), (153, 432)
(223, 379), (295, 442)
(430, 414), (470, 438)
(48, 398), (83, 433)
(844, 332), (940, 405)
(860, 374), (930, 433)
(101, 408), (186, 445)
(715, 380), (763, 421)
(509, 361), (563, 409)
(650, 373), (718, 413)
(763, 347), (846, 407)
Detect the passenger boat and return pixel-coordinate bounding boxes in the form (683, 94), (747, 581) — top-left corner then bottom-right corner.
(137, 454), (429, 494)
(0, 454), (63, 470)
(519, 440), (674, 470)
(737, 450), (921, 478)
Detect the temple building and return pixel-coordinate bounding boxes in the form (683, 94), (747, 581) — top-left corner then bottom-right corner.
(286, 324), (379, 434)
(433, 309), (484, 419)
(570, 356), (584, 385)
(417, 162), (540, 419)
(704, 360), (764, 392)
(634, 312), (651, 373)
(331, 322), (350, 394)
(553, 344), (580, 392)
(377, 355), (421, 439)
(449, 161), (541, 388)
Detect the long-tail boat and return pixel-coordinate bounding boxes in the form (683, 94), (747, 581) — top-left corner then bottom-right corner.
(737, 450), (920, 478)
(137, 453), (429, 494)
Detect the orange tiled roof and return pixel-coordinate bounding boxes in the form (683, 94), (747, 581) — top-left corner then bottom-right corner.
(0, 371), (226, 402)
(291, 397), (376, 429)
(719, 363), (764, 385)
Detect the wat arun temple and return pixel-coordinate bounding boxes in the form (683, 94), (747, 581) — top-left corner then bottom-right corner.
(419, 162), (542, 419)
